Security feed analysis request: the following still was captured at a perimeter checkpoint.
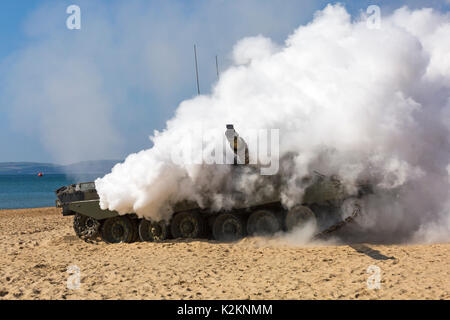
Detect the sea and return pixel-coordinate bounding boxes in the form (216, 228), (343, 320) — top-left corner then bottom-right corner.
(0, 174), (104, 209)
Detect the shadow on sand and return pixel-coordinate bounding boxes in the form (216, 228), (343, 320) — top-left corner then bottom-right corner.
(349, 244), (396, 261)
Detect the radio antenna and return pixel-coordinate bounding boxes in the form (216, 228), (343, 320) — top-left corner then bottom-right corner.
(194, 44), (200, 95)
(215, 55), (220, 80)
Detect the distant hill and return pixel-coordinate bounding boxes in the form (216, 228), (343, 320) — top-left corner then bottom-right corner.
(0, 160), (122, 175)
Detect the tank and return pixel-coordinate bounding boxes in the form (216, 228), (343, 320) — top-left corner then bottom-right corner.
(55, 126), (372, 243)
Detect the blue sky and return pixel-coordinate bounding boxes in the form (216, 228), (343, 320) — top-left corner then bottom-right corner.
(0, 0), (449, 164)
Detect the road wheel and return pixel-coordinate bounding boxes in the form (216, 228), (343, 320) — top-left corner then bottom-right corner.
(247, 210), (281, 236)
(101, 216), (135, 244)
(171, 211), (205, 239)
(139, 219), (169, 242)
(213, 213), (246, 242)
(285, 205), (316, 232)
(130, 218), (140, 242)
(73, 213), (101, 241)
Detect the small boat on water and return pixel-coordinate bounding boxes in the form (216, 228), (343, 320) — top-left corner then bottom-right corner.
(37, 172), (43, 177)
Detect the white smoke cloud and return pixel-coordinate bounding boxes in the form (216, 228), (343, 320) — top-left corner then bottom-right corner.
(96, 4), (450, 243)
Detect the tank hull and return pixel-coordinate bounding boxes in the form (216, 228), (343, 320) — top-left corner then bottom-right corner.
(55, 171), (367, 243)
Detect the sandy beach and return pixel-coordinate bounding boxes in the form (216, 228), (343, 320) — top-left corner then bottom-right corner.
(0, 207), (448, 300)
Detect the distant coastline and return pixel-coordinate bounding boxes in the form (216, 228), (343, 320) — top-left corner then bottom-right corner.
(0, 160), (122, 175)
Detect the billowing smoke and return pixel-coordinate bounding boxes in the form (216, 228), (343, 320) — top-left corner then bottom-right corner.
(96, 5), (450, 243)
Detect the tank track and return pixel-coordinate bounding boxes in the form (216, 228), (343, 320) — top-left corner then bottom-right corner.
(312, 203), (361, 240)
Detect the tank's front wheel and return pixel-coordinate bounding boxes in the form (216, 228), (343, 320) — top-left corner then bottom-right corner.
(139, 219), (169, 242)
(73, 213), (101, 241)
(213, 213), (246, 242)
(171, 211), (205, 239)
(247, 210), (281, 236)
(101, 216), (136, 244)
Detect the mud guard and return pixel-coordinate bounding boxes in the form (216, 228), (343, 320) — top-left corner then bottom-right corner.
(67, 200), (119, 220)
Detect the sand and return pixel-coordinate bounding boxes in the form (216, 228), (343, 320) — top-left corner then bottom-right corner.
(0, 207), (448, 300)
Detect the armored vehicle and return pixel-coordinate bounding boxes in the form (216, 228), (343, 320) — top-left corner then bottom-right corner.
(55, 126), (370, 243)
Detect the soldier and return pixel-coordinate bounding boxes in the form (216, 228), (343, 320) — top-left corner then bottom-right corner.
(225, 124), (249, 165)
